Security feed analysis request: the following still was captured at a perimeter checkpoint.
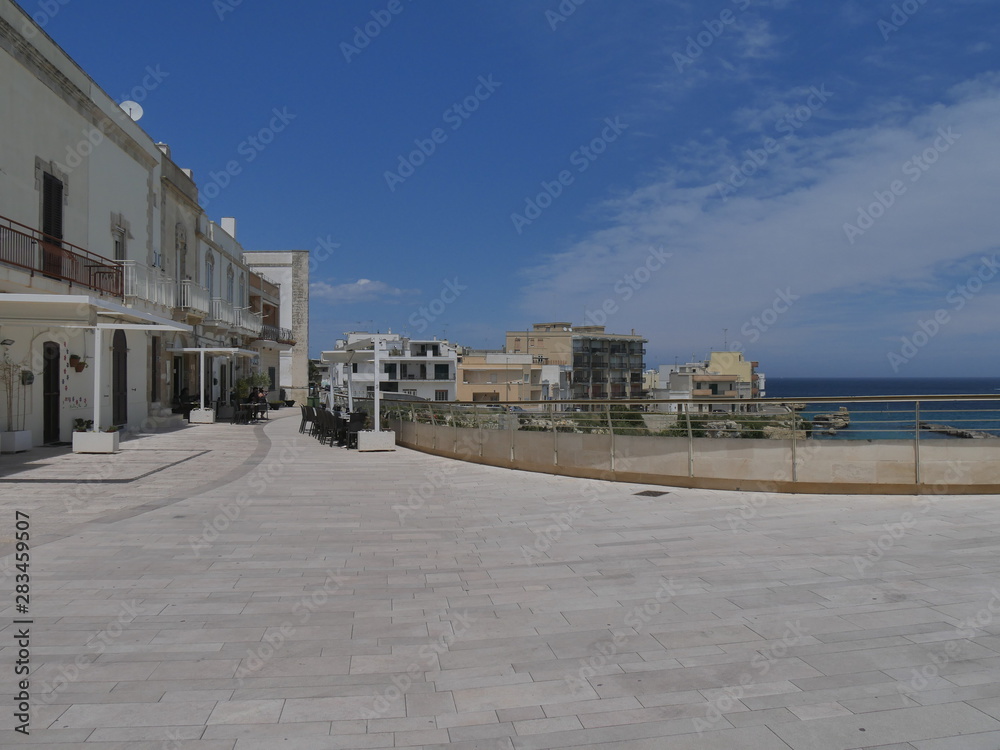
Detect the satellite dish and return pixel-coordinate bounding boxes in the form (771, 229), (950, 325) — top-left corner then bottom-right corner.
(119, 100), (144, 121)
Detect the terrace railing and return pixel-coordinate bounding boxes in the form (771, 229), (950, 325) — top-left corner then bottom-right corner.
(119, 260), (176, 308)
(0, 214), (121, 295)
(386, 395), (1000, 495)
(180, 280), (210, 316)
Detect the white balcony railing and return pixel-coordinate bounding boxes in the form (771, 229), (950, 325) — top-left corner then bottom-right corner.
(208, 297), (236, 327)
(236, 307), (262, 337)
(120, 260), (176, 308)
(180, 280), (210, 316)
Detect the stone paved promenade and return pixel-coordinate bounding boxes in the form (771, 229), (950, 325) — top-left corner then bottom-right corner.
(1, 412), (1000, 748)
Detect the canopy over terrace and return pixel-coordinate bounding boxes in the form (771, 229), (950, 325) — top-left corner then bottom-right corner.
(321, 338), (382, 430)
(0, 293), (193, 431)
(165, 347), (259, 411)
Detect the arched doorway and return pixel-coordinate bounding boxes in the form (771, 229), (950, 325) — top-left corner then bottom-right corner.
(112, 330), (127, 426)
(43, 341), (60, 444)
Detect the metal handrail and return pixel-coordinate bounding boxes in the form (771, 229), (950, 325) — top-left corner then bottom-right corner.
(0, 214), (121, 295)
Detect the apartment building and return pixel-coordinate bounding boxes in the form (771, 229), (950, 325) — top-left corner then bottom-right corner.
(0, 2), (295, 446)
(653, 351), (764, 413)
(505, 323), (646, 400)
(327, 333), (458, 402)
(456, 349), (572, 403)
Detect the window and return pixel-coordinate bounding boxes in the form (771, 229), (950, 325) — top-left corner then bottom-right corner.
(384, 363), (397, 379)
(175, 223), (188, 280)
(403, 389), (417, 396)
(238, 274), (245, 307)
(42, 172), (64, 240)
(268, 366), (276, 391)
(434, 364), (449, 380)
(111, 213), (128, 261)
(435, 390), (449, 401)
(352, 363), (358, 373)
(366, 386), (375, 396)
(205, 253), (215, 297)
(226, 267), (235, 303)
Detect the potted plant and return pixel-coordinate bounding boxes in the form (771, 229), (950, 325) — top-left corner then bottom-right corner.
(69, 354), (88, 373)
(73, 418), (94, 432)
(73, 424), (120, 453)
(0, 350), (32, 453)
(235, 377), (251, 401)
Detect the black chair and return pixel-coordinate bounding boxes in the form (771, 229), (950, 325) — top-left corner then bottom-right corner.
(299, 405), (314, 434)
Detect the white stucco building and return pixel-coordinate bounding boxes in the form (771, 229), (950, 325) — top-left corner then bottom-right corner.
(0, 1), (294, 446)
(326, 333), (457, 402)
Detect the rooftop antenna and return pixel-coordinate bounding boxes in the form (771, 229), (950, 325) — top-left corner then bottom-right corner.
(723, 328), (728, 350)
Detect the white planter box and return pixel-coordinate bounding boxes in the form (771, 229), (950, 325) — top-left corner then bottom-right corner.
(0, 430), (32, 453)
(72, 431), (120, 454)
(189, 408), (215, 424)
(357, 430), (396, 452)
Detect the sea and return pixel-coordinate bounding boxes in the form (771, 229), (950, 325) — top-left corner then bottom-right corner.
(764, 378), (1000, 440)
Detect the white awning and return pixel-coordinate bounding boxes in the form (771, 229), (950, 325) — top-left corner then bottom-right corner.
(0, 293), (192, 332)
(166, 347), (258, 357)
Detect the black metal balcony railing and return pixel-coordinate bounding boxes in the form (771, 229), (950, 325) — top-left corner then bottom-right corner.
(0, 214), (121, 295)
(258, 323), (295, 345)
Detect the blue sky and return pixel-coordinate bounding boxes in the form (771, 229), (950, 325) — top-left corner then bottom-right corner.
(24, 0), (1000, 377)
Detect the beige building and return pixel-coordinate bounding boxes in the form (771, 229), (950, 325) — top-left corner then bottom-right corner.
(654, 351), (764, 413)
(243, 250), (309, 403)
(505, 323), (646, 400)
(457, 351), (543, 403)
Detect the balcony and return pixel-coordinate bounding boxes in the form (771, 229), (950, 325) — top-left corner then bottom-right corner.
(248, 272), (280, 305)
(206, 297), (236, 328)
(120, 260), (175, 308)
(257, 323), (295, 345)
(180, 280), (210, 317)
(0, 214), (121, 295)
(236, 307), (262, 337)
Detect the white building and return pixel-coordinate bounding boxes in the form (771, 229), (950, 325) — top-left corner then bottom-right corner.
(0, 2), (293, 446)
(327, 333), (457, 402)
(243, 250), (309, 403)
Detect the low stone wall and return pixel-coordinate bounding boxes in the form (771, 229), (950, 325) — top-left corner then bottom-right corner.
(392, 420), (1000, 494)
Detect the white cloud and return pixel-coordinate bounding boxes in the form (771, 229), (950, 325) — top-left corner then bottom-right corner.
(516, 74), (1000, 374)
(310, 278), (418, 305)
